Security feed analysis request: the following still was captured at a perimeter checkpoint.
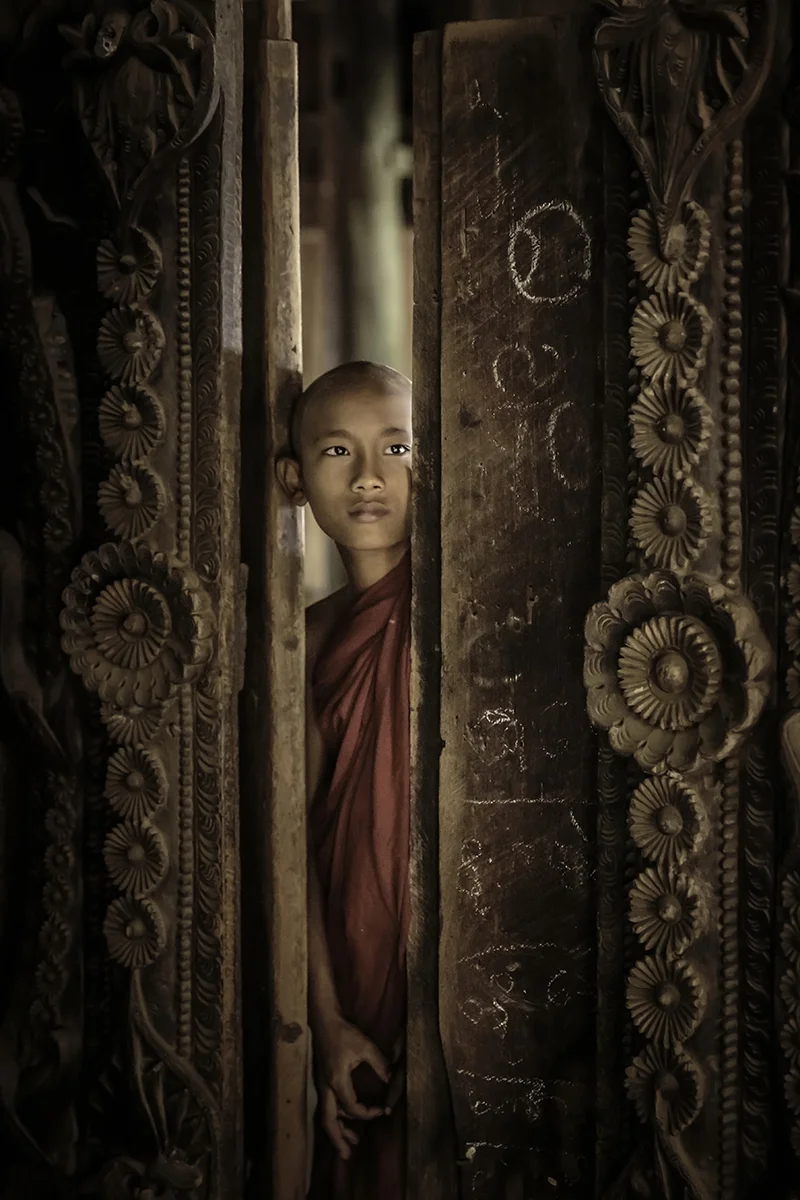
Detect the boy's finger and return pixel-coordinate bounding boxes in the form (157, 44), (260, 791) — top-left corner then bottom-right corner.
(322, 1092), (351, 1160)
(342, 1126), (360, 1146)
(332, 1073), (385, 1120)
(359, 1044), (390, 1083)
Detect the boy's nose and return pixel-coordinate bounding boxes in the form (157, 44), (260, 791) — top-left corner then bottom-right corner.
(352, 465), (384, 490)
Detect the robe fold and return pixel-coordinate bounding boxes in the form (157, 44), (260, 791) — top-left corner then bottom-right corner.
(308, 551), (410, 1199)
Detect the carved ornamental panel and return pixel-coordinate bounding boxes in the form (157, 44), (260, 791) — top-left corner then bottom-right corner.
(412, 4), (795, 1198)
(0, 2), (244, 1195)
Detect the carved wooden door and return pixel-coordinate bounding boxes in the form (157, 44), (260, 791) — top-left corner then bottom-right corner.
(411, 5), (797, 1198)
(0, 2), (246, 1196)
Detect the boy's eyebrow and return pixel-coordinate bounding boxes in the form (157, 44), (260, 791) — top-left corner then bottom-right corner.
(312, 425), (411, 443)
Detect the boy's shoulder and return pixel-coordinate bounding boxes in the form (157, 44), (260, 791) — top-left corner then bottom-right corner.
(305, 585), (351, 676)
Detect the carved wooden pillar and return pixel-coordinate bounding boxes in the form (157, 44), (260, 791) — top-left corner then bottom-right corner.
(585, 1), (788, 1196)
(0, 2), (245, 1194)
(777, 22), (800, 1196)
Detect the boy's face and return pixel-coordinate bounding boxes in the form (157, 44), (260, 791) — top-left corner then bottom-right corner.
(282, 385), (412, 552)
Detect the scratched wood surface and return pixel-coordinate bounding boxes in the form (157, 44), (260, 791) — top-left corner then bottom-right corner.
(437, 17), (603, 1197)
(240, 20), (308, 1200)
(409, 29), (460, 1200)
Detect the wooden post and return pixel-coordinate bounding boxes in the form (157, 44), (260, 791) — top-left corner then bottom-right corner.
(241, 0), (307, 1195)
(408, 29), (459, 1200)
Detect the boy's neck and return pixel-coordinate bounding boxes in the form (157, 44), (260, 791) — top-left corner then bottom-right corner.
(336, 540), (410, 593)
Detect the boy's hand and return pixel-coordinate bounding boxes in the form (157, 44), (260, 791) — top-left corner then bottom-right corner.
(316, 1017), (391, 1133)
(319, 1083), (361, 1160)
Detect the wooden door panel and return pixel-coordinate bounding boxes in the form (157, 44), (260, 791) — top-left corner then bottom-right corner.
(413, 5), (795, 1197)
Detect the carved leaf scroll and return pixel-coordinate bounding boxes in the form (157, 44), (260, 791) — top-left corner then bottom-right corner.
(594, 0), (778, 249)
(58, 0), (219, 226)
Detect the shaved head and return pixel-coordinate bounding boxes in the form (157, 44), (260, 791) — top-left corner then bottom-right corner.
(290, 361), (411, 460)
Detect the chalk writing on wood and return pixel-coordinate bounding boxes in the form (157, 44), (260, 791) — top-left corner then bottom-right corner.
(507, 200), (591, 306)
(546, 399), (583, 491)
(465, 707), (524, 766)
(467, 791), (575, 806)
(458, 1069), (547, 1120)
(439, 21), (601, 1191)
(491, 342), (562, 397)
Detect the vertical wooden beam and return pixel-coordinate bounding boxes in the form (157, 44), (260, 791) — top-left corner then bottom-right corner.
(241, 3), (307, 1195)
(262, 36), (307, 1199)
(264, 0), (291, 41)
(437, 18), (603, 1196)
(409, 29), (458, 1200)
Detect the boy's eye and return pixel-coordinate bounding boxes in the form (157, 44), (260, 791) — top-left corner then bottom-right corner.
(322, 445), (349, 457)
(386, 444), (411, 456)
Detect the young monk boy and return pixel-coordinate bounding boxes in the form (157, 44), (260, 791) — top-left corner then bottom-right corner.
(277, 361), (412, 1198)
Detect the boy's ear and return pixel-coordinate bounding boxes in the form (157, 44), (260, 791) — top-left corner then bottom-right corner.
(275, 454), (307, 506)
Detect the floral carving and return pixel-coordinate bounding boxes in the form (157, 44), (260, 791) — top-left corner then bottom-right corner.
(789, 563), (800, 607)
(781, 968), (800, 1014)
(43, 878), (71, 914)
(61, 541), (214, 709)
(791, 506), (800, 550)
(39, 917), (71, 961)
(44, 842), (75, 879)
(786, 1068), (800, 1117)
(628, 201), (711, 293)
(630, 867), (700, 957)
(629, 775), (703, 867)
(629, 382), (712, 478)
(784, 872), (800, 919)
(630, 478), (712, 570)
(59, 0), (218, 223)
(783, 924), (800, 967)
(788, 614), (800, 657)
(630, 292), (711, 387)
(594, 0), (778, 247)
(104, 821), (168, 897)
(618, 614), (722, 730)
(627, 955), (705, 1046)
(584, 571), (772, 773)
(97, 227), (162, 303)
(98, 463), (167, 539)
(105, 746), (168, 819)
(35, 961), (67, 1003)
(99, 384), (166, 462)
(104, 896), (166, 969)
(626, 1045), (703, 1135)
(101, 700), (167, 748)
(781, 1017), (800, 1065)
(97, 306), (165, 385)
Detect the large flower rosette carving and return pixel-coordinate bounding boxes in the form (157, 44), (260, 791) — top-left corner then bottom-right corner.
(60, 541), (214, 721)
(584, 571), (772, 774)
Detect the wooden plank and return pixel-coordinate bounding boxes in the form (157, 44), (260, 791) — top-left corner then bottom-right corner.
(240, 27), (307, 1200)
(264, 0), (291, 41)
(408, 28), (459, 1200)
(437, 16), (603, 1197)
(262, 38), (307, 1200)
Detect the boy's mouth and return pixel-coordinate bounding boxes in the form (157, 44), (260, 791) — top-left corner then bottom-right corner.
(349, 500), (389, 522)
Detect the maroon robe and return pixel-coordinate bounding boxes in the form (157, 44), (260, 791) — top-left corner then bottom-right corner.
(308, 552), (410, 1199)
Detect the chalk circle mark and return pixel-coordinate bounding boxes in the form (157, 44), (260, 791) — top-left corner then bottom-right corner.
(492, 342), (561, 397)
(547, 400), (583, 493)
(508, 201), (591, 306)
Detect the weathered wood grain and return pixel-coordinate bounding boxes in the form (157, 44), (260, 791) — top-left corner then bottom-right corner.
(409, 27), (460, 1200)
(437, 16), (603, 1197)
(240, 28), (307, 1200)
